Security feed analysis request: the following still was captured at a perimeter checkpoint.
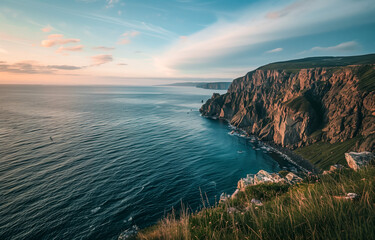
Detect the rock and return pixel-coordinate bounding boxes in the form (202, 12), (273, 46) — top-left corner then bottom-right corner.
(251, 198), (263, 206)
(199, 58), (375, 152)
(285, 172), (303, 184)
(237, 170), (300, 190)
(329, 164), (344, 172)
(231, 189), (239, 199)
(345, 193), (359, 200)
(323, 164), (345, 175)
(345, 152), (375, 171)
(334, 192), (360, 201)
(220, 193), (231, 202)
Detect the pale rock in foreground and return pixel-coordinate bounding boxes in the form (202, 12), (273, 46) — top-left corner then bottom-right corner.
(345, 152), (375, 171)
(237, 170), (302, 191)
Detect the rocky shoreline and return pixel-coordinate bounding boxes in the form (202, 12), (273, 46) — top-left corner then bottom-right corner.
(205, 115), (316, 173)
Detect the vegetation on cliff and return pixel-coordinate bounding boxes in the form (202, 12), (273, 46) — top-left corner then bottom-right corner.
(138, 165), (375, 240)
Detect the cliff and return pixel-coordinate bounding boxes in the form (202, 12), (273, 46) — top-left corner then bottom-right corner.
(200, 54), (375, 152)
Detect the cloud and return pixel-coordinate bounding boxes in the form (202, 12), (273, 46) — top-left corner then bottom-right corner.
(156, 0), (375, 73)
(91, 54), (113, 65)
(0, 61), (83, 74)
(41, 34), (80, 47)
(106, 0), (119, 8)
(310, 41), (360, 52)
(117, 63), (128, 66)
(123, 31), (140, 37)
(0, 48), (8, 54)
(266, 47), (283, 53)
(41, 25), (53, 32)
(93, 46), (115, 51)
(117, 38), (131, 45)
(57, 45), (84, 53)
(47, 65), (82, 70)
(117, 30), (140, 45)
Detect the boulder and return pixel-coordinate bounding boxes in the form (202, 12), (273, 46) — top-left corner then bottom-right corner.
(345, 152), (375, 171)
(285, 172), (303, 184)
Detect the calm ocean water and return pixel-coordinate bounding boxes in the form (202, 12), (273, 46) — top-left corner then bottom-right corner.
(0, 85), (280, 240)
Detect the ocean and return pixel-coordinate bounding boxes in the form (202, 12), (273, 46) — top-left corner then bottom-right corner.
(0, 85), (281, 240)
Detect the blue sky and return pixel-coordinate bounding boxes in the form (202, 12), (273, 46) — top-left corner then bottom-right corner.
(0, 0), (375, 85)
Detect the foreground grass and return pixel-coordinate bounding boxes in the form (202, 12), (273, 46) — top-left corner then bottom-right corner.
(138, 166), (375, 240)
(294, 137), (360, 170)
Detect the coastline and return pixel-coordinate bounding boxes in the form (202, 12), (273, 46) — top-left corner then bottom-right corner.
(205, 115), (317, 174)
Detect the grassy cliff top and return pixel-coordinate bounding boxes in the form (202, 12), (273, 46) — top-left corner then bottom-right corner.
(257, 53), (375, 71)
(137, 164), (375, 240)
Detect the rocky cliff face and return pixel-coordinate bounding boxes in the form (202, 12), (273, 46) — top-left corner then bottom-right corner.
(200, 61), (375, 152)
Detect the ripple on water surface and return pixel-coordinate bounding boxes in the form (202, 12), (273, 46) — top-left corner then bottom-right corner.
(0, 85), (280, 240)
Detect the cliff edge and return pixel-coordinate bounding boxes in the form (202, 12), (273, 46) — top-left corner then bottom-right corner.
(200, 54), (375, 152)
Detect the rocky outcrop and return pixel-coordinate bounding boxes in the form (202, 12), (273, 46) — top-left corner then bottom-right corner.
(237, 170), (302, 190)
(345, 152), (375, 171)
(200, 55), (375, 152)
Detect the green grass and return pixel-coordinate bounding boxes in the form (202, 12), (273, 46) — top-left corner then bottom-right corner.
(258, 54), (375, 71)
(138, 166), (375, 240)
(357, 65), (375, 92)
(294, 137), (361, 170)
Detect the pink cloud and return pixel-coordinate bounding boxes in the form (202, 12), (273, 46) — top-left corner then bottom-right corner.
(41, 25), (53, 33)
(57, 45), (84, 53)
(117, 31), (140, 45)
(122, 31), (140, 37)
(93, 46), (115, 51)
(41, 34), (80, 47)
(117, 38), (131, 45)
(91, 54), (113, 66)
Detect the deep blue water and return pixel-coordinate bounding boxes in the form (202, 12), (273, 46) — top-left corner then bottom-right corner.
(0, 85), (280, 240)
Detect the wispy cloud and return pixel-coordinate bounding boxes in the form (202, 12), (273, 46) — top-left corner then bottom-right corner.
(117, 38), (131, 45)
(123, 31), (140, 37)
(266, 47), (283, 53)
(157, 0), (375, 73)
(106, 0), (119, 8)
(41, 25), (53, 32)
(310, 41), (360, 52)
(57, 45), (84, 54)
(91, 54), (113, 65)
(117, 31), (140, 45)
(41, 34), (80, 47)
(0, 61), (83, 74)
(93, 46), (115, 51)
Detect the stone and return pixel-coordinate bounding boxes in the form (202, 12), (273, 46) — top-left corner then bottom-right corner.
(323, 164), (345, 175)
(330, 164), (344, 172)
(345, 152), (375, 171)
(334, 192), (360, 201)
(251, 198), (263, 206)
(285, 172), (303, 184)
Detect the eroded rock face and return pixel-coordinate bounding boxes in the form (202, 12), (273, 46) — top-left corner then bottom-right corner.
(200, 65), (375, 151)
(345, 152), (375, 171)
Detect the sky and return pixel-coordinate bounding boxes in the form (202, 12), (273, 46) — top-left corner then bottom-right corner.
(0, 0), (375, 85)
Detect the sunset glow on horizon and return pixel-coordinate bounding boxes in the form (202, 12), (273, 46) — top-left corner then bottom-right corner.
(1, 0), (375, 85)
